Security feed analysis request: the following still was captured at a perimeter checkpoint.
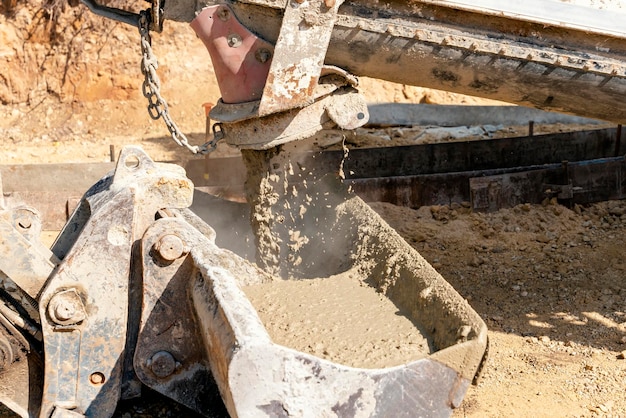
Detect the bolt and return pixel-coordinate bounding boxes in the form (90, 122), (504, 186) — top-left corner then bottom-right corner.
(154, 234), (186, 261)
(149, 351), (177, 378)
(255, 48), (272, 64)
(48, 289), (86, 325)
(16, 217), (32, 229)
(217, 6), (230, 21)
(89, 372), (105, 385)
(13, 208), (36, 230)
(227, 33), (242, 48)
(54, 301), (76, 322)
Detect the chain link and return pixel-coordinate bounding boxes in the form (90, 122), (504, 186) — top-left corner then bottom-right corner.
(138, 11), (220, 155)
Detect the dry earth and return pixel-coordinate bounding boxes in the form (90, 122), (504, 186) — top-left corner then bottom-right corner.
(2, 1), (626, 417)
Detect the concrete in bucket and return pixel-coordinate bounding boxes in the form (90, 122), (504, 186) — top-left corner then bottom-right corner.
(185, 144), (489, 417)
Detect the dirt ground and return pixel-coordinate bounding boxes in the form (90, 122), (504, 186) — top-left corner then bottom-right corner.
(2, 1), (626, 417)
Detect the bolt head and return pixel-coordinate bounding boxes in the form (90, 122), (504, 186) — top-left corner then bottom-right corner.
(48, 289), (86, 326)
(217, 6), (230, 21)
(54, 302), (76, 322)
(149, 351), (177, 378)
(227, 33), (243, 48)
(89, 372), (105, 385)
(154, 234), (186, 262)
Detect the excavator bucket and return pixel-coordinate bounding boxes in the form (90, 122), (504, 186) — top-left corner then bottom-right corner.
(0, 146), (486, 417)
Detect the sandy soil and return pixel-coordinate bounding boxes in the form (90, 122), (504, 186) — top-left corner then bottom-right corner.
(2, 1), (626, 417)
(370, 201), (626, 418)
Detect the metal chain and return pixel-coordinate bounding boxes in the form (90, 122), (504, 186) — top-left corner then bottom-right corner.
(138, 11), (220, 155)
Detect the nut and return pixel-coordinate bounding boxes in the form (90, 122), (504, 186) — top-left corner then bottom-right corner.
(48, 289), (86, 326)
(54, 301), (76, 322)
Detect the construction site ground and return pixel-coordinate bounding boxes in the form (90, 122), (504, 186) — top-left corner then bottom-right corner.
(2, 2), (626, 417)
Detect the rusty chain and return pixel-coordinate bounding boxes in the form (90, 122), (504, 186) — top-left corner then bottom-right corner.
(138, 11), (220, 155)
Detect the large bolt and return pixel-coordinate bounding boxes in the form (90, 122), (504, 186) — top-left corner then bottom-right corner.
(154, 234), (186, 262)
(148, 351), (178, 378)
(48, 289), (86, 326)
(54, 301), (75, 322)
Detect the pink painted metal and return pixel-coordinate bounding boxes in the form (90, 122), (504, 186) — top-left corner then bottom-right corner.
(190, 5), (274, 104)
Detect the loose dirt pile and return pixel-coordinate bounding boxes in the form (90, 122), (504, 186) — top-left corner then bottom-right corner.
(2, 1), (626, 417)
(370, 200), (626, 417)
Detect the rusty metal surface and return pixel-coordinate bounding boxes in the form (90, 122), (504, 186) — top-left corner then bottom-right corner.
(469, 157), (626, 211)
(327, 128), (622, 178)
(183, 127), (624, 211)
(212, 85), (368, 149)
(258, 0), (343, 116)
(347, 156), (626, 211)
(167, 0), (626, 123)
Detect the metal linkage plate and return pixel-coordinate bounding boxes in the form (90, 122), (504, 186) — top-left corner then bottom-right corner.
(37, 147), (194, 417)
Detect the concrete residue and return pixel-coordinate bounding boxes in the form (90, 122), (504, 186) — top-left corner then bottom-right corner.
(241, 147), (283, 276)
(241, 139), (353, 279)
(242, 268), (434, 369)
(241, 139), (487, 379)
